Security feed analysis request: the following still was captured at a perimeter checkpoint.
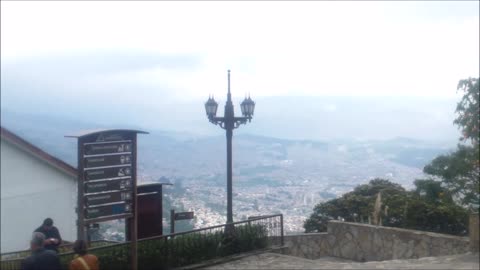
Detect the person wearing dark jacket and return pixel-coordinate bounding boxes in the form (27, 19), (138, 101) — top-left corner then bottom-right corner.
(34, 218), (62, 253)
(21, 232), (62, 270)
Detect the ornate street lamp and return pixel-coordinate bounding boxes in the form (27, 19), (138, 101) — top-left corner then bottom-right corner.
(205, 96), (218, 118)
(205, 70), (255, 223)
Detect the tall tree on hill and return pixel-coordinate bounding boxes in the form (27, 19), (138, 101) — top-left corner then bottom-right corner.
(454, 78), (479, 145)
(304, 179), (408, 233)
(413, 179), (453, 204)
(423, 77), (479, 208)
(304, 178), (468, 235)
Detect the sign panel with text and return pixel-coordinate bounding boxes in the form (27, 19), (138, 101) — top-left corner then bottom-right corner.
(84, 141), (132, 155)
(85, 191), (133, 207)
(85, 202), (133, 219)
(84, 154), (132, 168)
(174, 211), (194, 221)
(84, 166), (132, 181)
(85, 178), (132, 194)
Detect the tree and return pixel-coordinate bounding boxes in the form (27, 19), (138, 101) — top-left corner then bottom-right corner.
(403, 194), (468, 236)
(304, 178), (469, 235)
(304, 179), (407, 233)
(423, 145), (479, 206)
(423, 77), (479, 208)
(407, 179), (468, 235)
(413, 179), (453, 204)
(454, 78), (479, 145)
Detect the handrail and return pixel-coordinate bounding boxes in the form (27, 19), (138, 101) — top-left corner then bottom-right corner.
(82, 214), (284, 250)
(2, 215), (283, 260)
(1, 214), (284, 269)
(0, 240), (119, 261)
(138, 213), (283, 242)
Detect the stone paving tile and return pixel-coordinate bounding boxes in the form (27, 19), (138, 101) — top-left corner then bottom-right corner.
(314, 256), (355, 263)
(202, 252), (480, 270)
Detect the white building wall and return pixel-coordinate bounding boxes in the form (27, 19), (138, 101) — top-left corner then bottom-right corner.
(1, 139), (77, 253)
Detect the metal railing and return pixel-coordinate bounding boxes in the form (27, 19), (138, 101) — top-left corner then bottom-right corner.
(0, 240), (116, 261)
(1, 214), (283, 270)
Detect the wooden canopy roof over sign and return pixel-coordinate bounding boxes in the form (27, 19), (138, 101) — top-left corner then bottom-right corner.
(65, 129), (149, 138)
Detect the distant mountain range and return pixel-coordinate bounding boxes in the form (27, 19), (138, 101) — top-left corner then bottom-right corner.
(1, 109), (459, 231)
(1, 78), (461, 143)
(1, 109), (454, 178)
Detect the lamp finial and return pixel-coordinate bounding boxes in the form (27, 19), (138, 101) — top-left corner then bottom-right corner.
(227, 70), (232, 102)
(228, 70), (231, 95)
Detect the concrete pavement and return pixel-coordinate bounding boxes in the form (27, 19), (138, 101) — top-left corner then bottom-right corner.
(202, 252), (479, 269)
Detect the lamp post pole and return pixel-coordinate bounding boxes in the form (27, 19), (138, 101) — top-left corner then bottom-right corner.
(205, 70), (255, 224)
(225, 73), (235, 224)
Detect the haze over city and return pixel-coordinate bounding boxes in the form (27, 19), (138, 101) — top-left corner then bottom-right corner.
(1, 1), (479, 234)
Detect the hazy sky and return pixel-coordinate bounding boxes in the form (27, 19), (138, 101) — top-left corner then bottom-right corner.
(1, 1), (479, 141)
(2, 1), (478, 100)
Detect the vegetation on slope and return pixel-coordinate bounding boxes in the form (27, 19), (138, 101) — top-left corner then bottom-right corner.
(305, 77), (479, 235)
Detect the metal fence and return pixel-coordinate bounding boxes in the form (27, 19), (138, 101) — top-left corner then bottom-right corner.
(1, 214), (283, 270)
(0, 240), (116, 260)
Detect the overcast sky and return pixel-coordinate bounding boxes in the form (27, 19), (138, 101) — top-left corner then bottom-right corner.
(2, 1), (478, 100)
(1, 1), (479, 141)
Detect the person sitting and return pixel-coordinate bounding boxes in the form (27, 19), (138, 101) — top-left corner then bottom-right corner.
(69, 239), (99, 270)
(21, 232), (62, 270)
(34, 218), (62, 253)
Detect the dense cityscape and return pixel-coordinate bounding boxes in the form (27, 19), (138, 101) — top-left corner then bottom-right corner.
(138, 135), (435, 234)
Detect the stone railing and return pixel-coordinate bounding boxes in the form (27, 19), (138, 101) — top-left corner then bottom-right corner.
(279, 233), (330, 259)
(470, 213), (479, 252)
(276, 221), (470, 262)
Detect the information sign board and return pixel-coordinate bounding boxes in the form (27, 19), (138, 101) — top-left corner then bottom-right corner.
(67, 129), (148, 270)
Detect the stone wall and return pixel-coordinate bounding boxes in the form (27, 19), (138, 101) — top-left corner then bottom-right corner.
(470, 213), (479, 252)
(277, 221), (470, 261)
(278, 233), (330, 259)
(327, 221), (470, 261)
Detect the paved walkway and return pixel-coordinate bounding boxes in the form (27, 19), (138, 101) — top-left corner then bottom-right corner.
(203, 252), (480, 269)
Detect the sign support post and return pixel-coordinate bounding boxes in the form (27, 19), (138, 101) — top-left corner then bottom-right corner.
(130, 134), (138, 270)
(77, 140), (86, 241)
(170, 209), (175, 235)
